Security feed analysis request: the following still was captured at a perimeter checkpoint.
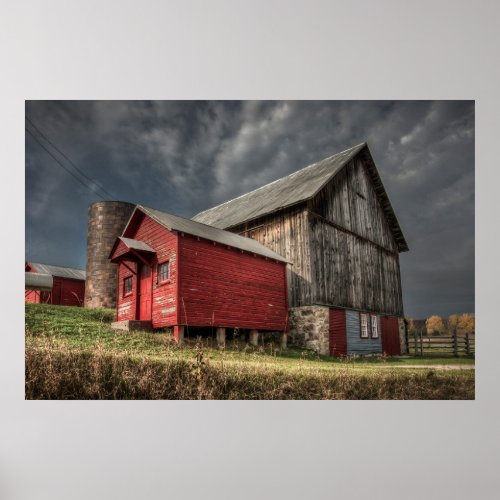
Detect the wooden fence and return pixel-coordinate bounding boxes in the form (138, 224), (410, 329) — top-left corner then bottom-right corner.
(407, 331), (475, 357)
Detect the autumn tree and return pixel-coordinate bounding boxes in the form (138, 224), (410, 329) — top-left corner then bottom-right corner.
(426, 315), (446, 336)
(447, 314), (460, 335)
(458, 313), (475, 335)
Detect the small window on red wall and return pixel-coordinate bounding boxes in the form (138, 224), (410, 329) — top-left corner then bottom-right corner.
(157, 261), (170, 283)
(123, 276), (133, 296)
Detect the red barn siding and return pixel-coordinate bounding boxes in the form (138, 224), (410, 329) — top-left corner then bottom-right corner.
(25, 290), (41, 303)
(55, 277), (85, 306)
(25, 277), (85, 306)
(116, 215), (178, 327)
(117, 260), (137, 320)
(114, 212), (288, 331)
(329, 307), (347, 357)
(112, 239), (131, 260)
(178, 234), (288, 330)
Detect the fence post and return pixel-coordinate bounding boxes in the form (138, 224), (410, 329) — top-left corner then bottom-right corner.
(420, 329), (424, 356)
(453, 327), (458, 357)
(465, 333), (470, 356)
(413, 330), (418, 356)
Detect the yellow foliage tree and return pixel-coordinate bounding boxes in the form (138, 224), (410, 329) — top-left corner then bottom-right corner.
(458, 313), (475, 335)
(426, 315), (446, 336)
(447, 314), (460, 335)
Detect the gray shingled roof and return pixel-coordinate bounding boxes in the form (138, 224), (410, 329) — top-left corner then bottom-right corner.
(131, 205), (289, 263)
(28, 262), (86, 280)
(118, 237), (155, 253)
(192, 143), (366, 229)
(192, 142), (408, 252)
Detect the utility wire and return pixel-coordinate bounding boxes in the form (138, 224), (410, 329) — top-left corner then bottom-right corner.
(26, 127), (106, 200)
(25, 115), (115, 198)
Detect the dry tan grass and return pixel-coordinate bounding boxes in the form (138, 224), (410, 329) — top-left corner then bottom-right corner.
(25, 342), (475, 400)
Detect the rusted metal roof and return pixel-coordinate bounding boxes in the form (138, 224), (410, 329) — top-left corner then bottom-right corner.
(25, 272), (53, 291)
(27, 262), (86, 280)
(133, 205), (289, 263)
(192, 142), (409, 252)
(118, 237), (155, 253)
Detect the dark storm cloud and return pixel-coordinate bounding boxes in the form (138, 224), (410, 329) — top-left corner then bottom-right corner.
(25, 100), (474, 318)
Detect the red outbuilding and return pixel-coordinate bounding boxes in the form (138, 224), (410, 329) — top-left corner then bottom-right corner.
(25, 262), (86, 306)
(109, 205), (289, 344)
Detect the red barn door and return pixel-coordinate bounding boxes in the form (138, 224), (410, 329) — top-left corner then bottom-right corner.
(329, 308), (347, 357)
(138, 264), (152, 320)
(51, 278), (62, 305)
(381, 316), (401, 355)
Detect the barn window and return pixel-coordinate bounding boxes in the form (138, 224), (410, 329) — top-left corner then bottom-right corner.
(123, 276), (133, 296)
(360, 313), (369, 338)
(157, 261), (170, 283)
(371, 314), (379, 338)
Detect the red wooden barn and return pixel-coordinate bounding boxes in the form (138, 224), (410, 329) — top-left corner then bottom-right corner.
(109, 205), (289, 344)
(25, 262), (86, 306)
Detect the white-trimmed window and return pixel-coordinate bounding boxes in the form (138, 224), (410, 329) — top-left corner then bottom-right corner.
(360, 313), (369, 338)
(371, 314), (379, 338)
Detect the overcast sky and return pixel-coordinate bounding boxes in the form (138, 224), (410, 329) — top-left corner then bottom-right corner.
(25, 101), (474, 318)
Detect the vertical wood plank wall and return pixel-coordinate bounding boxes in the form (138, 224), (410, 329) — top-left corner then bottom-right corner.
(308, 158), (404, 316)
(230, 157), (404, 316)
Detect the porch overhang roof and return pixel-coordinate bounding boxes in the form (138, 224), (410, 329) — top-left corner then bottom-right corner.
(109, 237), (156, 263)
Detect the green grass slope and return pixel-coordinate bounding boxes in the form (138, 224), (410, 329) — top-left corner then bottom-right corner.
(25, 303), (475, 400)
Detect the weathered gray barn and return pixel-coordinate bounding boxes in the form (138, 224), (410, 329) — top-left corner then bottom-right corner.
(193, 142), (409, 356)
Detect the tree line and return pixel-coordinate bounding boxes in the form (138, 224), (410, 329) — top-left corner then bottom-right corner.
(406, 313), (475, 336)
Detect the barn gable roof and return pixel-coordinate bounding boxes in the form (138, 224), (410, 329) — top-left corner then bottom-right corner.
(192, 142), (409, 252)
(123, 205), (290, 263)
(26, 262), (86, 280)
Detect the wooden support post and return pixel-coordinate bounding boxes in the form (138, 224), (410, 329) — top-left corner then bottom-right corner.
(414, 330), (418, 356)
(174, 325), (184, 345)
(280, 332), (287, 350)
(249, 329), (259, 347)
(419, 330), (423, 356)
(465, 333), (470, 356)
(216, 327), (226, 349)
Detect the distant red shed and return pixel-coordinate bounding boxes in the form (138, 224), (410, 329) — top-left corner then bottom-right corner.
(109, 205), (289, 341)
(25, 262), (86, 307)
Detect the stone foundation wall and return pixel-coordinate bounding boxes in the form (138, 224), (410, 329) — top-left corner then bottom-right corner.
(288, 306), (330, 355)
(398, 317), (408, 354)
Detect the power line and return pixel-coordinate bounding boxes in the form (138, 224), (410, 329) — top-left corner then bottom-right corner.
(25, 115), (115, 198)
(26, 127), (106, 200)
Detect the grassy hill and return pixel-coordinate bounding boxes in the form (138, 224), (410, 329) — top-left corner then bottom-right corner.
(25, 303), (474, 400)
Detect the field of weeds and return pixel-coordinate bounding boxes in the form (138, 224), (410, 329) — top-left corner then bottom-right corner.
(25, 304), (475, 400)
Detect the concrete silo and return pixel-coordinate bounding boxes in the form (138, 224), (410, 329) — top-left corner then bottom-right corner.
(85, 201), (136, 308)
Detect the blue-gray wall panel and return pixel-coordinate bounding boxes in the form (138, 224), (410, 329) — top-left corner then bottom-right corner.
(346, 310), (383, 355)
